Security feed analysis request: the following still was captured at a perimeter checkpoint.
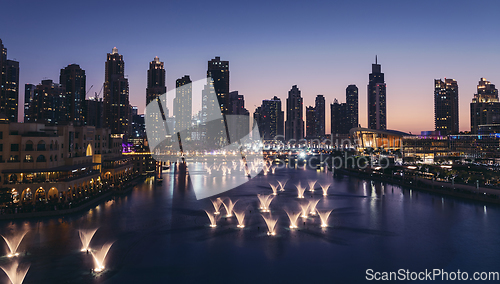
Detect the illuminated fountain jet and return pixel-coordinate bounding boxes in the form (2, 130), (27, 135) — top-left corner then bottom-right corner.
(317, 210), (333, 228)
(261, 214), (278, 236)
(277, 179), (288, 192)
(1, 231), (28, 257)
(234, 211), (246, 228)
(320, 183), (331, 196)
(299, 203), (310, 218)
(91, 242), (114, 272)
(222, 198), (238, 217)
(308, 199), (320, 216)
(257, 194), (274, 212)
(308, 180), (317, 192)
(269, 183), (279, 195)
(295, 183), (306, 198)
(0, 261), (29, 284)
(205, 210), (218, 228)
(271, 166), (276, 174)
(210, 198), (223, 215)
(78, 228), (98, 252)
(285, 210), (300, 229)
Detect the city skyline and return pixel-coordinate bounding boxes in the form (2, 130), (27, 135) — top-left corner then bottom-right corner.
(2, 0), (500, 134)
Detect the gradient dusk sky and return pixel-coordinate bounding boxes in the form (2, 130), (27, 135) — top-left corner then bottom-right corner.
(2, 0), (499, 134)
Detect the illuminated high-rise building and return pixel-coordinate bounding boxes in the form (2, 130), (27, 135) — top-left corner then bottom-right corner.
(146, 56), (166, 105)
(305, 106), (316, 138)
(434, 78), (459, 135)
(0, 39), (19, 122)
(285, 85), (304, 141)
(254, 96), (284, 141)
(60, 64), (86, 125)
(24, 84), (35, 123)
(174, 75), (192, 134)
(470, 78), (500, 134)
(227, 91), (250, 142)
(367, 57), (386, 130)
(346, 85), (359, 129)
(103, 47), (130, 137)
(27, 80), (66, 125)
(315, 95), (325, 138)
(331, 99), (348, 135)
(331, 85), (359, 135)
(207, 57), (229, 114)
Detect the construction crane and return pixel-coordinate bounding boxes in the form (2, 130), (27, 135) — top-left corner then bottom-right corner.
(85, 85), (93, 98)
(95, 84), (104, 100)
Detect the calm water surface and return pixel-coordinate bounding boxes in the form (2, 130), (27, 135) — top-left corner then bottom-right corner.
(1, 165), (499, 283)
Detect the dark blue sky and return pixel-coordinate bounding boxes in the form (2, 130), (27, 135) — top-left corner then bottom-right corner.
(2, 0), (499, 133)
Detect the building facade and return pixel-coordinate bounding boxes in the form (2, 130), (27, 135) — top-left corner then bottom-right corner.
(285, 85), (304, 141)
(346, 84), (359, 129)
(0, 39), (19, 123)
(434, 78), (459, 135)
(146, 56), (166, 105)
(0, 122), (132, 204)
(254, 96), (284, 141)
(207, 57), (229, 114)
(367, 58), (386, 130)
(25, 80), (66, 125)
(315, 95), (325, 138)
(173, 75), (192, 134)
(305, 106), (316, 139)
(60, 64), (86, 126)
(103, 47), (130, 138)
(470, 78), (500, 134)
(227, 91), (250, 142)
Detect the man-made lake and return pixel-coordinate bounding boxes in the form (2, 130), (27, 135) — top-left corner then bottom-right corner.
(1, 164), (499, 283)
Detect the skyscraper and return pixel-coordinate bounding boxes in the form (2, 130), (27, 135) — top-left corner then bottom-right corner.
(207, 57), (229, 114)
(103, 47), (130, 137)
(0, 39), (20, 122)
(331, 99), (348, 135)
(434, 78), (459, 135)
(174, 75), (192, 134)
(60, 64), (86, 125)
(24, 84), (35, 123)
(285, 85), (304, 141)
(254, 96), (284, 141)
(146, 56), (166, 105)
(315, 95), (325, 138)
(367, 57), (386, 130)
(85, 97), (103, 128)
(331, 85), (359, 135)
(470, 78), (500, 134)
(26, 80), (66, 125)
(227, 91), (250, 141)
(305, 106), (316, 138)
(346, 84), (359, 129)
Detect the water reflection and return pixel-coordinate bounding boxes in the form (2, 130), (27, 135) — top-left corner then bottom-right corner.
(0, 166), (498, 283)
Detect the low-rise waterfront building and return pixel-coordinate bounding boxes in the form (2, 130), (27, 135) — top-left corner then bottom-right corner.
(0, 122), (133, 205)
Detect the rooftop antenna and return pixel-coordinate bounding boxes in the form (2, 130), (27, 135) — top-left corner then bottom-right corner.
(375, 55), (378, 64)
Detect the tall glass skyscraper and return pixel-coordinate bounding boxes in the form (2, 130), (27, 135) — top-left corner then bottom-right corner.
(285, 85), (304, 141)
(470, 78), (499, 134)
(207, 57), (229, 114)
(434, 78), (459, 135)
(60, 64), (86, 126)
(103, 47), (130, 137)
(0, 39), (19, 122)
(367, 57), (386, 130)
(146, 56), (166, 105)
